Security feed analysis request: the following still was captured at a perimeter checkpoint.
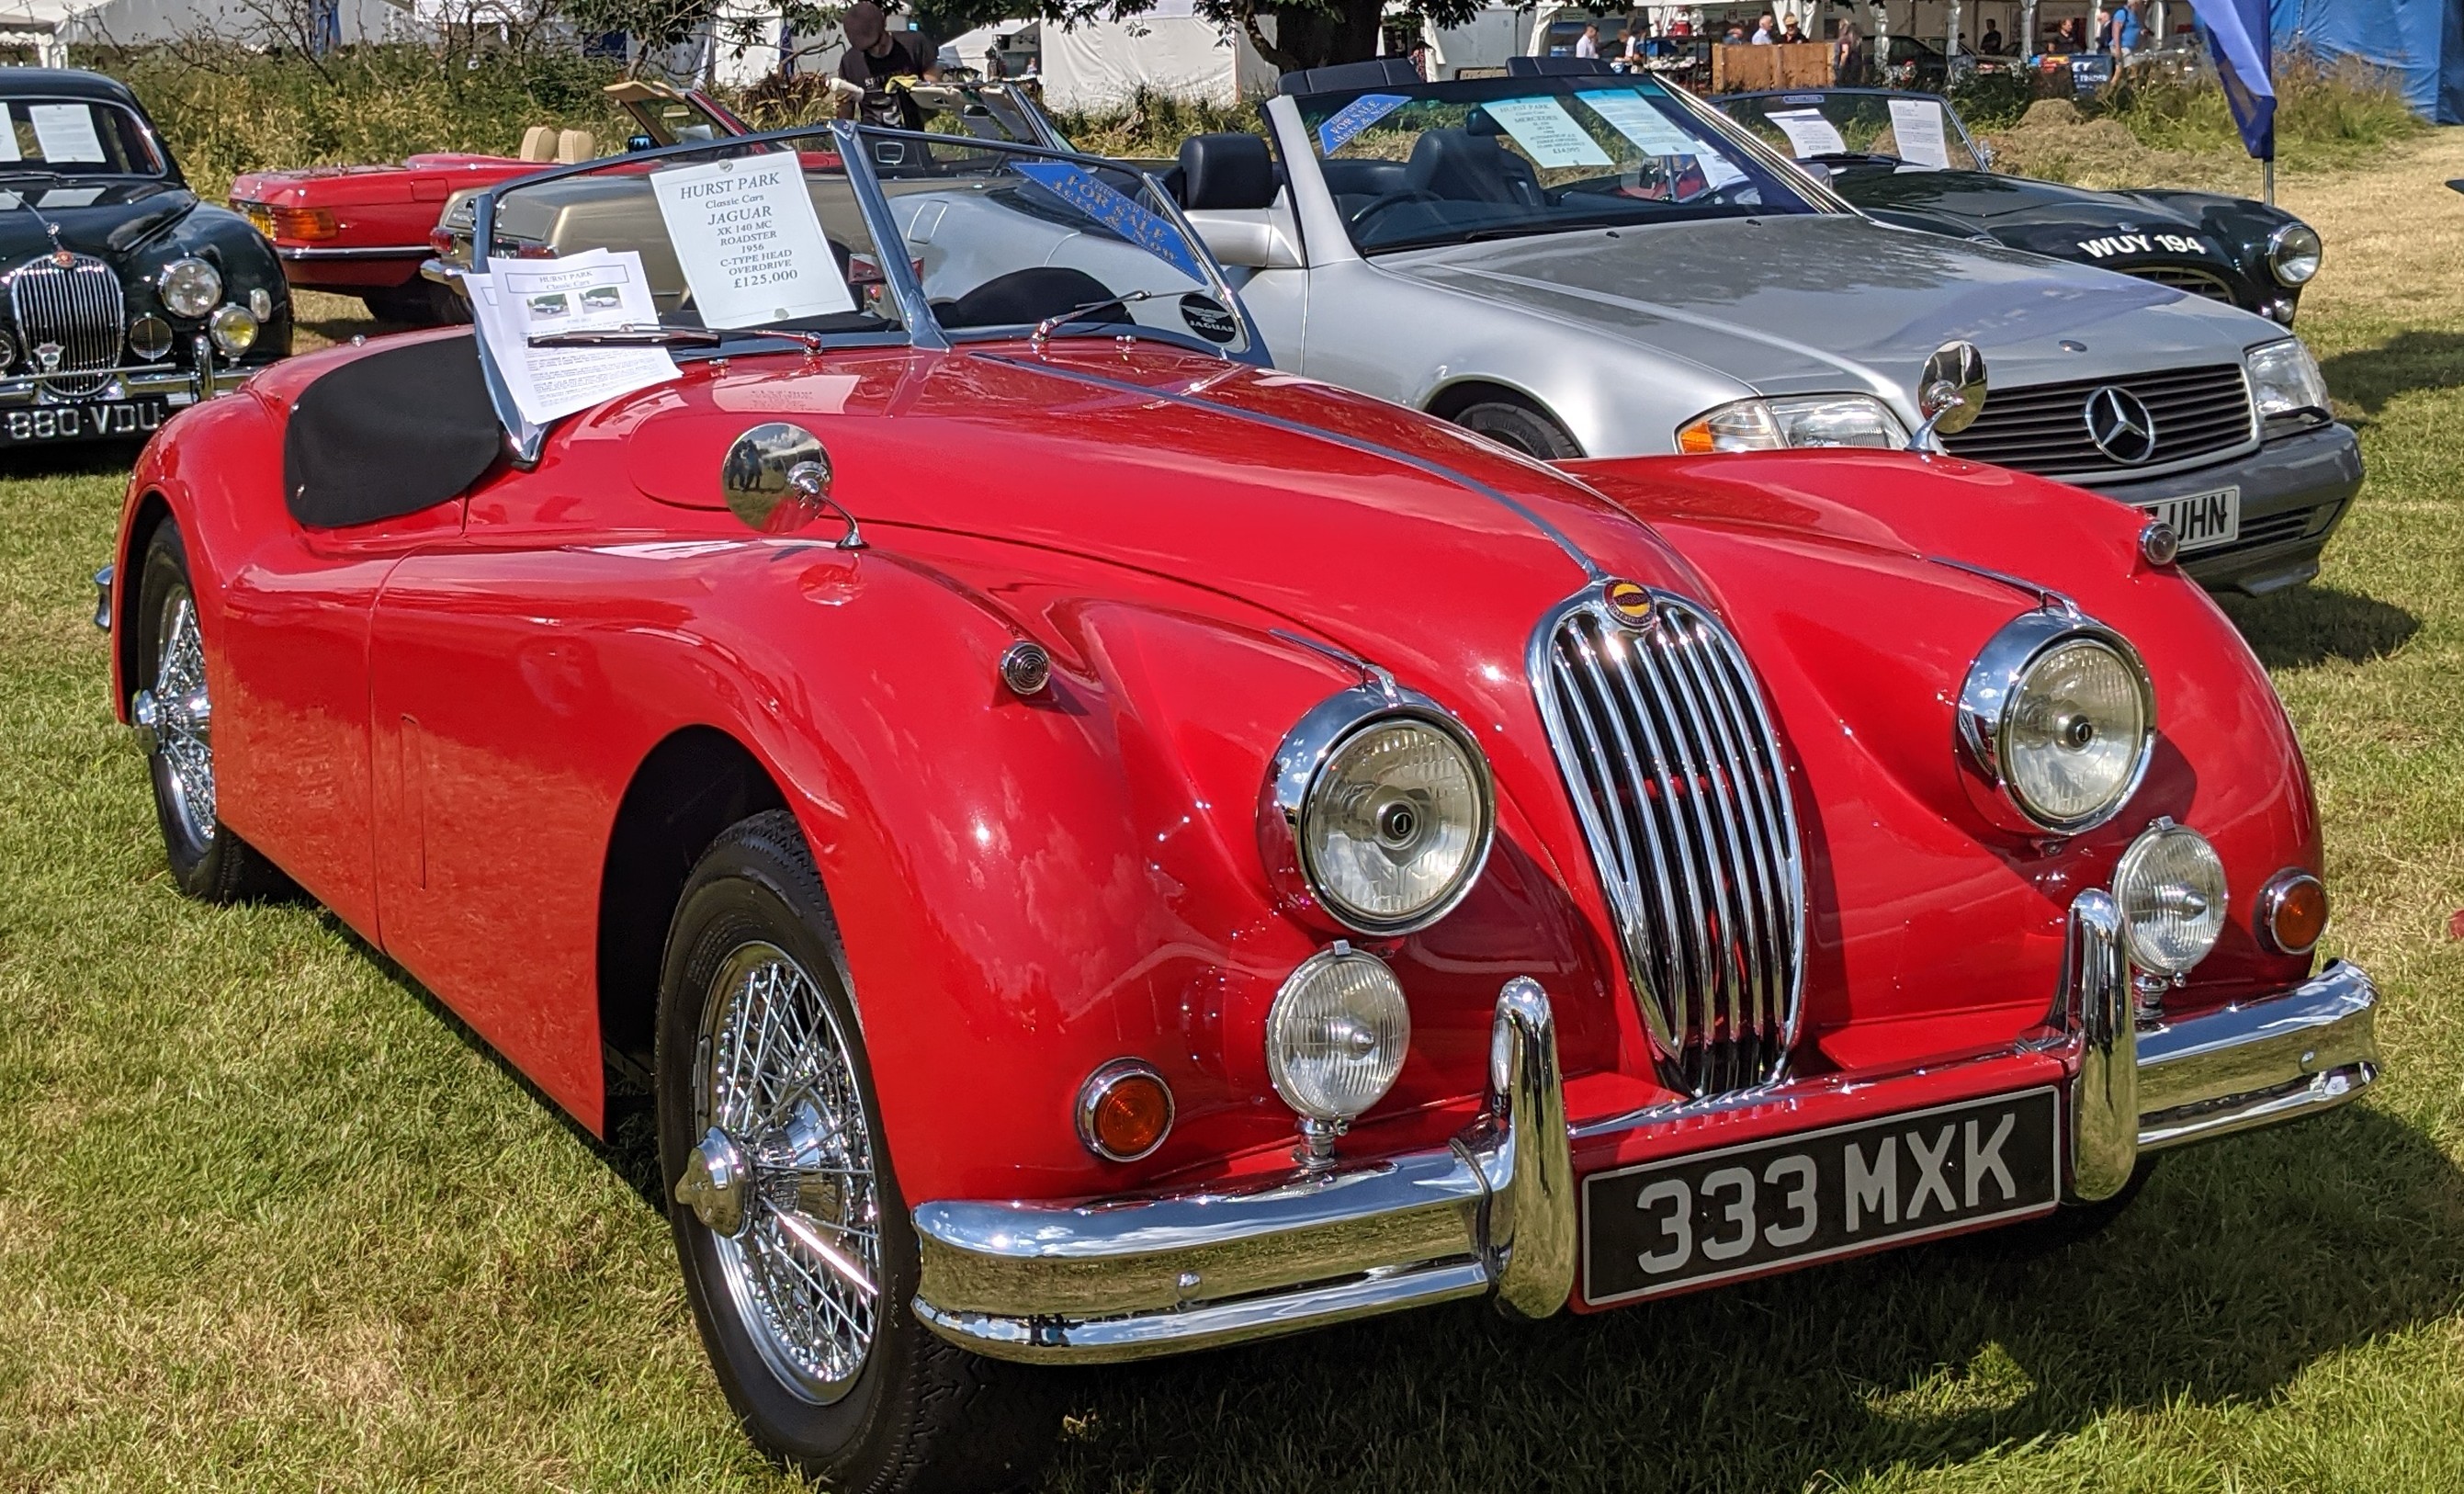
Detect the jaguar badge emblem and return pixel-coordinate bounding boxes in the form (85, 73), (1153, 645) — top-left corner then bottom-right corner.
(1602, 579), (1656, 629)
(2083, 386), (2158, 465)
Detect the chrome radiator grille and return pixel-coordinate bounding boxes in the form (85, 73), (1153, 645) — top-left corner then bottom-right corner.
(7, 254), (126, 396)
(1939, 364), (2255, 480)
(1533, 592), (1805, 1096)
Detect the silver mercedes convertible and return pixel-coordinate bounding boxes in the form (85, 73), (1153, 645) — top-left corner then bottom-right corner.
(1167, 57), (2359, 595)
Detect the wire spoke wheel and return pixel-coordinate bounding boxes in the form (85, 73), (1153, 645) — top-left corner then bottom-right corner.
(142, 587), (215, 847)
(688, 940), (883, 1404)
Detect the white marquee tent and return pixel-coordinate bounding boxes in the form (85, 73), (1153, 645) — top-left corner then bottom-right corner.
(1040, 0), (1278, 109)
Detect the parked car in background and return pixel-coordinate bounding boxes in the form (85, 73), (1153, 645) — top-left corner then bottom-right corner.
(103, 117), (2376, 1490)
(1165, 57), (2358, 594)
(0, 68), (286, 447)
(1716, 87), (2323, 323)
(229, 80), (755, 323)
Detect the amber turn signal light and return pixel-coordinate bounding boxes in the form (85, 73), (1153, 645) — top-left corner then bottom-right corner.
(268, 206), (340, 242)
(1077, 1059), (1173, 1163)
(2259, 869), (2329, 956)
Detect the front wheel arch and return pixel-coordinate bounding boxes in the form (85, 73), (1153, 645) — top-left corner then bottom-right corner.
(1427, 379), (1586, 459)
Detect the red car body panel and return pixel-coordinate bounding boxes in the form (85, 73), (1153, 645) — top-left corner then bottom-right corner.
(110, 334), (2321, 1265)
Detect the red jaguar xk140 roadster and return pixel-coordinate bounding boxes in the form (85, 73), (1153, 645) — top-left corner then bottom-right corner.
(103, 123), (2377, 1490)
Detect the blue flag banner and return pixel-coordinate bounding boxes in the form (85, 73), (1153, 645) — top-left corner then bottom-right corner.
(1012, 161), (1208, 284)
(1316, 93), (1410, 153)
(2199, 0), (2278, 160)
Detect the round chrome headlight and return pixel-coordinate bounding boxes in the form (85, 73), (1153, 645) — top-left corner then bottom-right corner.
(2267, 221), (2323, 287)
(1266, 945), (1410, 1123)
(1262, 685), (1495, 935)
(158, 257), (221, 319)
(1958, 612), (2155, 835)
(208, 303), (258, 357)
(2114, 821), (2227, 976)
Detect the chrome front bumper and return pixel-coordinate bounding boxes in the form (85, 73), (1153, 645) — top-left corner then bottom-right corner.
(914, 932), (2379, 1365)
(0, 358), (251, 411)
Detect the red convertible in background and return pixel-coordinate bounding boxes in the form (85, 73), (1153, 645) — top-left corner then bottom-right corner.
(106, 124), (2379, 1490)
(227, 81), (748, 323)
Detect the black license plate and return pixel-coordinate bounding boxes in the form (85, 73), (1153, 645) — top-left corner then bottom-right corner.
(1582, 1087), (2061, 1305)
(0, 399), (170, 445)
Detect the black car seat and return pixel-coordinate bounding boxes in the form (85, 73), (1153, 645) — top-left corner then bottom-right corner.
(1173, 132), (1278, 210)
(1404, 126), (1543, 207)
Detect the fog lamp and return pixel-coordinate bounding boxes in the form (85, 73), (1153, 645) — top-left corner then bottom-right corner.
(158, 257), (220, 319)
(2257, 869), (2328, 956)
(1076, 1059), (1173, 1163)
(1267, 945), (1409, 1163)
(2114, 821), (2228, 977)
(127, 314), (172, 362)
(209, 304), (258, 357)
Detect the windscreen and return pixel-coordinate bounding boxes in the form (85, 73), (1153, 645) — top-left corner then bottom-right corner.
(863, 130), (1250, 357)
(1720, 92), (1980, 173)
(1295, 74), (1821, 255)
(0, 100), (164, 177)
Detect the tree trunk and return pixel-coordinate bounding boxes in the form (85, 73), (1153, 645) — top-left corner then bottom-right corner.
(1259, 0), (1388, 71)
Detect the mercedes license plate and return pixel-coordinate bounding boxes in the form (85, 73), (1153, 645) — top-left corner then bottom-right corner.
(0, 400), (169, 445)
(1582, 1087), (2061, 1305)
(2140, 486), (2240, 554)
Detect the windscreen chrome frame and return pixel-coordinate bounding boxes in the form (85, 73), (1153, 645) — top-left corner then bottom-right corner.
(842, 122), (1267, 366)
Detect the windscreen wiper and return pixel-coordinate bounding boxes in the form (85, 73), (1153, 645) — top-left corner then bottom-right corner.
(1028, 289), (1159, 349)
(528, 326), (724, 348)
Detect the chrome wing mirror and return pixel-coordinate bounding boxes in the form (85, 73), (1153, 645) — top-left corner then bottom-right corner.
(1911, 341), (1987, 455)
(722, 422), (865, 547)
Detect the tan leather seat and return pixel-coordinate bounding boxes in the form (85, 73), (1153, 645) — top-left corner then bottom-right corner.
(554, 129), (595, 164)
(516, 125), (557, 162)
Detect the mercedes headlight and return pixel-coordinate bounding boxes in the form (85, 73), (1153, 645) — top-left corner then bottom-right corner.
(208, 303), (258, 356)
(1958, 612), (2155, 835)
(2113, 821), (2227, 976)
(2245, 337), (2329, 427)
(1677, 395), (1905, 453)
(1266, 945), (1411, 1126)
(1261, 685), (1495, 936)
(2266, 221), (2323, 286)
(158, 257), (221, 319)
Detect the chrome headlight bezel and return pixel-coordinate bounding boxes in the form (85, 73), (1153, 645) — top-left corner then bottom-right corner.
(2266, 221), (2323, 286)
(1260, 683), (1497, 938)
(157, 256), (221, 319)
(1956, 608), (2157, 836)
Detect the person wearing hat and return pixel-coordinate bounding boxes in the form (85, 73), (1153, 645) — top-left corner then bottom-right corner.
(836, 1), (929, 128)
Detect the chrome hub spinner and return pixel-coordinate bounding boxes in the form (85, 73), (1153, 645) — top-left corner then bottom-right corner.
(692, 941), (883, 1403)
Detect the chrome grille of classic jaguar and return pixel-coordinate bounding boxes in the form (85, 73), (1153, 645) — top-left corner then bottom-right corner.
(1940, 364), (2254, 480)
(2120, 265), (2238, 303)
(6, 254), (127, 397)
(1533, 590), (1805, 1097)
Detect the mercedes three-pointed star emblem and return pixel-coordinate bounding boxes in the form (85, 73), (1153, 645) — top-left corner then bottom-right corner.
(2083, 385), (2158, 465)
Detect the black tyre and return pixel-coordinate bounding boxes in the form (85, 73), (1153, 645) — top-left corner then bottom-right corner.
(131, 523), (288, 902)
(656, 809), (1053, 1491)
(1448, 396), (1584, 459)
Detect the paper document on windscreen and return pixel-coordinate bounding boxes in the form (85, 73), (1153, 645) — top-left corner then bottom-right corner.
(467, 249), (680, 425)
(28, 105), (104, 163)
(1579, 91), (1703, 157)
(1480, 96), (1614, 169)
(651, 155), (854, 330)
(1766, 108), (1848, 159)
(1887, 98), (1950, 168)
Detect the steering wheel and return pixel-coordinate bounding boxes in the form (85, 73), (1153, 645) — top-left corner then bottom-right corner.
(1346, 187), (1446, 230)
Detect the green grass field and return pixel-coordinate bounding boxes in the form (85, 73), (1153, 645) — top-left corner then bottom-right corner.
(6, 133), (2464, 1493)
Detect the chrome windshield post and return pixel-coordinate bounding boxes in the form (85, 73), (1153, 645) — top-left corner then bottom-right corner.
(834, 120), (950, 354)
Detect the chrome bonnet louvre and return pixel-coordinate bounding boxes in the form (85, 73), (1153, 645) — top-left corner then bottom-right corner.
(7, 254), (126, 396)
(1532, 591), (1805, 1097)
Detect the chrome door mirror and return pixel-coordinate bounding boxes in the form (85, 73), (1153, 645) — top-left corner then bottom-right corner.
(721, 422), (863, 546)
(1912, 340), (1988, 452)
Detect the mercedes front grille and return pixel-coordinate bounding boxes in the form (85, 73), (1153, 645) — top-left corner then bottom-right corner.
(1532, 590), (1805, 1096)
(7, 254), (127, 397)
(1939, 364), (2255, 480)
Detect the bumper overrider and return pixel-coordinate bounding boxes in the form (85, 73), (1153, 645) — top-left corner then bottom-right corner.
(911, 893), (2378, 1364)
(0, 353), (254, 420)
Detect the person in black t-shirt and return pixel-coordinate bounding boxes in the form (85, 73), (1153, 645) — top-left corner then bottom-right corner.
(837, 1), (928, 129)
